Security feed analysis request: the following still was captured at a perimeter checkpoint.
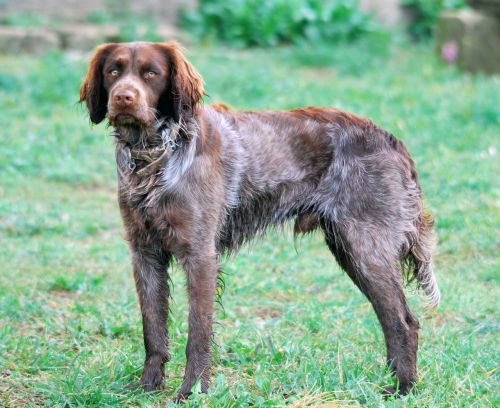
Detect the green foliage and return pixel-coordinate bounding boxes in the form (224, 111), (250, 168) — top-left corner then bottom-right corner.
(116, 16), (162, 43)
(0, 12), (53, 27)
(0, 39), (499, 406)
(0, 71), (19, 92)
(86, 4), (162, 42)
(183, 0), (376, 47)
(401, 0), (467, 39)
(86, 10), (115, 25)
(98, 0), (162, 42)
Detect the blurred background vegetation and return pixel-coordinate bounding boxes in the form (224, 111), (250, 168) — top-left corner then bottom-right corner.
(0, 0), (475, 45)
(183, 0), (376, 46)
(0, 0), (498, 407)
(184, 0), (470, 44)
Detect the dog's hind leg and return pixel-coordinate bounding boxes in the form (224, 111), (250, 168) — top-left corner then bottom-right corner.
(322, 220), (420, 396)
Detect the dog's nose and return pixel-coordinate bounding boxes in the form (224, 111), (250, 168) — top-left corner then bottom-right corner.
(113, 90), (135, 107)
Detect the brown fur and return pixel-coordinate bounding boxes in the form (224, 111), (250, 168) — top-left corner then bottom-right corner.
(80, 41), (440, 400)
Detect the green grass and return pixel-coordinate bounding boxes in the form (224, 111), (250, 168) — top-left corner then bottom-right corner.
(0, 36), (499, 407)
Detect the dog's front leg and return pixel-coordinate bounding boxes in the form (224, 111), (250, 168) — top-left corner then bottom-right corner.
(177, 252), (218, 400)
(131, 244), (171, 391)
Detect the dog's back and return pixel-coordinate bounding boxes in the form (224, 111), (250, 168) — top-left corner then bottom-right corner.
(211, 107), (438, 310)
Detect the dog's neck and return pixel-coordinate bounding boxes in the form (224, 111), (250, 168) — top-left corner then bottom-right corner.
(113, 119), (182, 178)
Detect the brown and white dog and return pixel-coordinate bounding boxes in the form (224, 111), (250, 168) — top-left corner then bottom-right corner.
(80, 41), (440, 400)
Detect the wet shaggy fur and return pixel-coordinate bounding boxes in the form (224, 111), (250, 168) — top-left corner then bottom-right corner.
(80, 41), (440, 400)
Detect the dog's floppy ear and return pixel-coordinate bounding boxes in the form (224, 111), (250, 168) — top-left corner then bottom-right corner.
(156, 41), (205, 122)
(79, 43), (117, 124)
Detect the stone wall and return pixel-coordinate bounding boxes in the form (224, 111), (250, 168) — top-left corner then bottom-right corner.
(2, 0), (407, 26)
(360, 0), (406, 26)
(0, 0), (192, 54)
(0, 0), (197, 25)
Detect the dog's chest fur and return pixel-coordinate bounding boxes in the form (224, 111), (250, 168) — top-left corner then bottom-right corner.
(113, 132), (185, 249)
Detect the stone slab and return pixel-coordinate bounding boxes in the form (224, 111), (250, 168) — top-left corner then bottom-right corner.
(0, 0), (198, 26)
(436, 9), (500, 74)
(0, 25), (60, 54)
(0, 23), (183, 54)
(468, 0), (500, 16)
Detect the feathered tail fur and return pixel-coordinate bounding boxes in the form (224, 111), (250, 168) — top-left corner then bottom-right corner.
(403, 210), (441, 309)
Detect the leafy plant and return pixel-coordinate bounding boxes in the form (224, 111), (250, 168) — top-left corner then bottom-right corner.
(86, 10), (115, 25)
(87, 1), (162, 42)
(183, 0), (376, 47)
(116, 15), (162, 43)
(1, 12), (52, 27)
(401, 0), (467, 39)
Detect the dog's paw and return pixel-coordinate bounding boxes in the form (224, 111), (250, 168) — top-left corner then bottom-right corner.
(140, 367), (165, 392)
(173, 391), (191, 404)
(382, 386), (398, 398)
(173, 379), (207, 403)
(382, 382), (413, 399)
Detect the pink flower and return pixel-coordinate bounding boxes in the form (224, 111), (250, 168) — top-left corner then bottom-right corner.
(441, 41), (459, 63)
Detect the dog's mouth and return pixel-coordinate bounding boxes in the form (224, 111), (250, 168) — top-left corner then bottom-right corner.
(110, 112), (167, 147)
(109, 113), (143, 127)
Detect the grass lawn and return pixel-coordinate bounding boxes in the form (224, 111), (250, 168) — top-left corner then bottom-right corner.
(0, 36), (498, 407)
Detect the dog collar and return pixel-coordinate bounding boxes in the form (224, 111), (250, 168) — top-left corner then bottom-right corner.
(127, 125), (180, 177)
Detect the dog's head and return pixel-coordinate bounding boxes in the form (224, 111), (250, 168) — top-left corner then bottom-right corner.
(79, 41), (205, 126)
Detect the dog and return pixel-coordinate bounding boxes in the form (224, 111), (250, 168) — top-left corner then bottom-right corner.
(80, 41), (440, 400)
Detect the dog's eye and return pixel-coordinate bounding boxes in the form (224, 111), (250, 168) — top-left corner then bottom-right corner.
(145, 71), (157, 79)
(110, 69), (120, 77)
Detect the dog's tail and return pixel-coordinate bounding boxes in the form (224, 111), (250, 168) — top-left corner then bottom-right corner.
(389, 131), (441, 309)
(407, 211), (441, 309)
